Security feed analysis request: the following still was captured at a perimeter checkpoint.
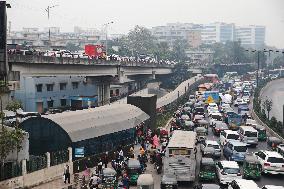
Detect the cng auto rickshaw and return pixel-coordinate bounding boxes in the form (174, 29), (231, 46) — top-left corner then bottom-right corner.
(161, 174), (178, 189)
(254, 125), (267, 141)
(267, 136), (282, 151)
(101, 168), (118, 189)
(199, 158), (216, 181)
(137, 174), (154, 189)
(195, 127), (208, 143)
(126, 159), (142, 185)
(243, 155), (261, 180)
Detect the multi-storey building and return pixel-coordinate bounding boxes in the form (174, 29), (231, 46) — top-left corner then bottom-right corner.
(235, 25), (265, 49)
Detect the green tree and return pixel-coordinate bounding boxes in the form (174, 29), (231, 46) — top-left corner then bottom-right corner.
(171, 39), (189, 62)
(263, 98), (273, 120)
(6, 100), (22, 112)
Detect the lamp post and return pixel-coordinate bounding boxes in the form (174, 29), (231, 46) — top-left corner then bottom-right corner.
(103, 21), (114, 58)
(45, 5), (58, 48)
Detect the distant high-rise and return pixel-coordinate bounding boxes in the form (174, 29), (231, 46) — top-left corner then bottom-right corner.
(235, 25), (265, 49)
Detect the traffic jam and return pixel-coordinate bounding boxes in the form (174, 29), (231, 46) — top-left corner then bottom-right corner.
(165, 73), (284, 189)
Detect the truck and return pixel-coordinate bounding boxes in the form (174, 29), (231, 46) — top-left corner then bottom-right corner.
(163, 130), (197, 182)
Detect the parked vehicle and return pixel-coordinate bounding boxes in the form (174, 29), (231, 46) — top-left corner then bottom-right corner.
(228, 179), (259, 189)
(199, 158), (216, 181)
(239, 126), (258, 147)
(220, 130), (240, 146)
(223, 141), (247, 162)
(254, 150), (284, 175)
(216, 161), (242, 185)
(160, 174), (178, 189)
(243, 155), (262, 180)
(267, 137), (282, 151)
(137, 174), (154, 189)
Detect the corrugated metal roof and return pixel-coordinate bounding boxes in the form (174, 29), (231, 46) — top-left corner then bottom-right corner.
(42, 104), (150, 142)
(156, 76), (203, 108)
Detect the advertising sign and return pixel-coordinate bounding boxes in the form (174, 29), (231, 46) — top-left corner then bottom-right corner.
(75, 147), (85, 158)
(204, 91), (219, 104)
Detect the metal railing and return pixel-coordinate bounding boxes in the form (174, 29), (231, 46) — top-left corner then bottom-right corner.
(50, 149), (69, 167)
(26, 155), (47, 173)
(8, 54), (174, 68)
(0, 162), (22, 181)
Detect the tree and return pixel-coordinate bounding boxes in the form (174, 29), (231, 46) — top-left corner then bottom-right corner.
(263, 98), (273, 120)
(171, 39), (189, 62)
(6, 100), (22, 112)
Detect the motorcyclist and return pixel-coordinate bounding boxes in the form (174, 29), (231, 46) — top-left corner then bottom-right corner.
(89, 174), (101, 189)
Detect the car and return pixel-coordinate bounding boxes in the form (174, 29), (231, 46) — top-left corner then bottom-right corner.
(194, 106), (205, 116)
(221, 103), (231, 112)
(223, 141), (248, 162)
(208, 108), (220, 116)
(200, 140), (222, 158)
(239, 126), (258, 146)
(207, 103), (218, 110)
(216, 161), (242, 185)
(234, 98), (246, 107)
(253, 150), (284, 175)
(220, 130), (240, 146)
(276, 144), (284, 157)
(209, 113), (223, 126)
(194, 184), (221, 189)
(262, 185), (284, 189)
(245, 119), (258, 127)
(228, 179), (259, 189)
(212, 122), (228, 136)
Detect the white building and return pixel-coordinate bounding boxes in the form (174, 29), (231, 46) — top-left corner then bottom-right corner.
(235, 25), (265, 49)
(201, 22), (235, 44)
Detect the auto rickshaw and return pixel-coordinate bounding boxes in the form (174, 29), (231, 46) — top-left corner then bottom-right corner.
(137, 174), (154, 189)
(199, 158), (216, 181)
(126, 159), (142, 185)
(101, 168), (118, 189)
(243, 155), (261, 180)
(254, 125), (267, 141)
(160, 174), (178, 189)
(195, 127), (207, 143)
(267, 136), (282, 151)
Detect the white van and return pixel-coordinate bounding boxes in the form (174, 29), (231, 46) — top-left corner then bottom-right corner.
(228, 179), (259, 189)
(239, 126), (258, 147)
(220, 130), (240, 146)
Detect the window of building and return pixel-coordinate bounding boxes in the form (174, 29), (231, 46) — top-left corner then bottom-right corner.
(36, 84), (43, 92)
(46, 84), (54, 91)
(72, 82), (79, 89)
(61, 99), (67, 106)
(47, 100), (54, 108)
(60, 83), (67, 90)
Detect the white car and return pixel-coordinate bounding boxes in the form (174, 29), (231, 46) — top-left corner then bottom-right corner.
(234, 98), (247, 107)
(262, 185), (284, 189)
(228, 179), (259, 189)
(209, 112), (223, 126)
(208, 108), (220, 116)
(220, 130), (240, 146)
(245, 119), (258, 127)
(216, 161), (242, 185)
(254, 150), (284, 175)
(200, 140), (222, 158)
(208, 103), (218, 110)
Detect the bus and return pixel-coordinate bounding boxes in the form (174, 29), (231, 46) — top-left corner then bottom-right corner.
(163, 130), (197, 182)
(16, 110), (41, 123)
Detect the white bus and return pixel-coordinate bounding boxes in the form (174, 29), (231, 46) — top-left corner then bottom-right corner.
(163, 130), (197, 182)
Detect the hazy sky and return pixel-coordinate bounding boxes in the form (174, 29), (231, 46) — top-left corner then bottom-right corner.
(6, 0), (284, 48)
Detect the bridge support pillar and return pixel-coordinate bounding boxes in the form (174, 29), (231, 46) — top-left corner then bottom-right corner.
(152, 71), (156, 80)
(97, 83), (110, 106)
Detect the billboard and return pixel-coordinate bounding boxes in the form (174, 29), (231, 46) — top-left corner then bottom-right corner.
(74, 147), (85, 158)
(85, 44), (104, 58)
(204, 91), (219, 103)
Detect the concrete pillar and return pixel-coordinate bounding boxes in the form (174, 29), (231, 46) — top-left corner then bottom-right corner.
(119, 71), (125, 83)
(46, 152), (50, 168)
(68, 147), (73, 163)
(152, 71), (156, 80)
(22, 159), (27, 175)
(97, 84), (103, 106)
(103, 83), (110, 105)
(185, 86), (187, 93)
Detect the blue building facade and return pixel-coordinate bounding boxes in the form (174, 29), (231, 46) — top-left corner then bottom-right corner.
(13, 76), (97, 112)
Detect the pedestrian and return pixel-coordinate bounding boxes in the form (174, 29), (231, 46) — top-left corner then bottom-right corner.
(102, 152), (109, 168)
(119, 149), (124, 162)
(122, 174), (130, 189)
(63, 164), (70, 184)
(194, 147), (197, 159)
(97, 159), (103, 175)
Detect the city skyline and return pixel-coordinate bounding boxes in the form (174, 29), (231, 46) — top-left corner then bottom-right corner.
(6, 0), (284, 48)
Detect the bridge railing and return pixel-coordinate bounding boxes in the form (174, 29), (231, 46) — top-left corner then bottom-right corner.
(8, 54), (174, 68)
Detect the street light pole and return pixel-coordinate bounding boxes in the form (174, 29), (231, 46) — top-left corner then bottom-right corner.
(257, 51), (260, 87)
(104, 21), (114, 58)
(45, 5), (58, 48)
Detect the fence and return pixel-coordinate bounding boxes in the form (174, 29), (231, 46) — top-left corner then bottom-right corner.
(0, 162), (22, 181)
(50, 149), (69, 166)
(26, 155), (47, 173)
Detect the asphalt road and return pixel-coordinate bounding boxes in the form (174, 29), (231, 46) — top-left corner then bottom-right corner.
(261, 78), (284, 122)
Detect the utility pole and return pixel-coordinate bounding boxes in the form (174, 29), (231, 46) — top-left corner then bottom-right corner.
(257, 51), (260, 87)
(0, 1), (10, 84)
(45, 5), (58, 48)
(104, 21), (114, 58)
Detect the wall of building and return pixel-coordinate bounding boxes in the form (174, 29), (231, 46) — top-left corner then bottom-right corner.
(14, 75), (97, 112)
